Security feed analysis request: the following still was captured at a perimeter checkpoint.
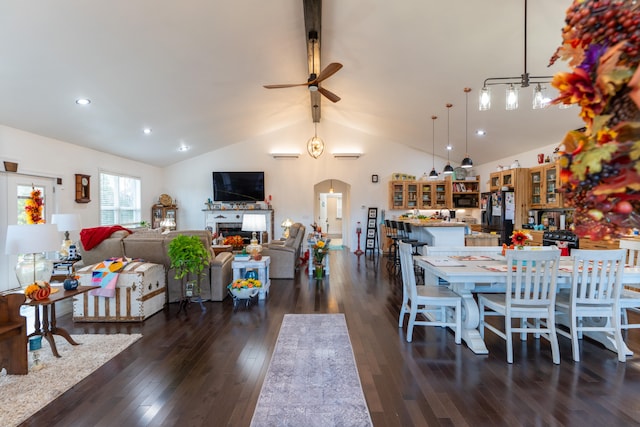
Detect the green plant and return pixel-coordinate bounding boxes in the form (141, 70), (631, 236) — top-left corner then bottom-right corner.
(167, 235), (210, 282)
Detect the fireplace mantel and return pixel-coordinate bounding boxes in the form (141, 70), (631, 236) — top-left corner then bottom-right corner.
(204, 209), (274, 243)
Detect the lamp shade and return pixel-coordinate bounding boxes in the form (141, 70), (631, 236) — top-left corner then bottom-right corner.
(5, 224), (60, 255)
(242, 214), (266, 232)
(51, 213), (82, 233)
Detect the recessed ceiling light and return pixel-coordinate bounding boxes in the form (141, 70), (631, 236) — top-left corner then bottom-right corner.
(178, 144), (190, 152)
(75, 98), (91, 105)
(143, 128), (152, 135)
(476, 129), (486, 136)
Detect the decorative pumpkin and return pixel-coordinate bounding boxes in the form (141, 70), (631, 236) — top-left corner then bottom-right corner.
(25, 280), (51, 300)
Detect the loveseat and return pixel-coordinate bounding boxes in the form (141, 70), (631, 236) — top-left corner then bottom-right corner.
(77, 228), (233, 302)
(261, 223), (306, 279)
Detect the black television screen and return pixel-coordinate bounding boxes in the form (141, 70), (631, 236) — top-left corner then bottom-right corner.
(212, 171), (265, 202)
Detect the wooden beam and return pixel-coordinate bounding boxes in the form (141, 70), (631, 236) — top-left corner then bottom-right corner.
(303, 0), (322, 122)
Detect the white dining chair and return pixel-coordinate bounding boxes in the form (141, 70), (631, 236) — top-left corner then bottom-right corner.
(397, 241), (462, 343)
(478, 249), (562, 364)
(555, 249), (627, 362)
(619, 239), (640, 330)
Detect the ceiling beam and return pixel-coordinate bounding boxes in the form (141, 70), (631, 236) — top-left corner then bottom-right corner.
(303, 0), (322, 123)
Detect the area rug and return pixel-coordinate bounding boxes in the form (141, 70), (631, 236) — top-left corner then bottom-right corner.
(251, 314), (373, 427)
(0, 333), (141, 427)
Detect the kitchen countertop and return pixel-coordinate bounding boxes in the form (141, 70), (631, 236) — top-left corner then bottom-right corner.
(401, 220), (467, 227)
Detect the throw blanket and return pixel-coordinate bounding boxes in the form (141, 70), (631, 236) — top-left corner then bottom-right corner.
(80, 225), (132, 251)
(89, 257), (128, 298)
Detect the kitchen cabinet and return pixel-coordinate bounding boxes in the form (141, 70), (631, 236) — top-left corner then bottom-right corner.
(449, 175), (480, 209)
(529, 163), (563, 208)
(489, 169), (517, 192)
(389, 180), (450, 210)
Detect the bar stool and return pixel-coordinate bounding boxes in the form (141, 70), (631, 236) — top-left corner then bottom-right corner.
(387, 220), (401, 273)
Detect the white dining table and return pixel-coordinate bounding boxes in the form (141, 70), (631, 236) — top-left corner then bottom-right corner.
(414, 254), (640, 355)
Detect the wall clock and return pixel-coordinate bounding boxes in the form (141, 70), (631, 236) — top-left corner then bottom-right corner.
(75, 174), (91, 203)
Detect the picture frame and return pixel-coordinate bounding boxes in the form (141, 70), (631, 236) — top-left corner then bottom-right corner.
(367, 229), (375, 238)
(368, 207), (377, 218)
(366, 239), (375, 248)
(367, 219), (376, 228)
(371, 174), (379, 183)
(212, 203), (221, 209)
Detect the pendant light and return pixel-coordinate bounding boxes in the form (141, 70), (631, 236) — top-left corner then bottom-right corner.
(443, 103), (454, 175)
(329, 180), (334, 193)
(461, 88), (473, 168)
(429, 115), (439, 179)
(307, 120), (325, 159)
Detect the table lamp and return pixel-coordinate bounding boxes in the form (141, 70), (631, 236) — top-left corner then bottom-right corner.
(51, 213), (82, 257)
(281, 218), (293, 239)
(242, 214), (267, 258)
(5, 223), (60, 287)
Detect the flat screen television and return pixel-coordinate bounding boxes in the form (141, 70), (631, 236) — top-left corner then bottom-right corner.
(212, 171), (265, 202)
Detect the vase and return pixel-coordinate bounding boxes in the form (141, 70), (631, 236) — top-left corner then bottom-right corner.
(230, 287), (259, 299)
(314, 263), (324, 279)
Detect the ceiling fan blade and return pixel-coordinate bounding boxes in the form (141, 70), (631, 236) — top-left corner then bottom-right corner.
(313, 63), (343, 84)
(318, 86), (341, 103)
(263, 82), (309, 89)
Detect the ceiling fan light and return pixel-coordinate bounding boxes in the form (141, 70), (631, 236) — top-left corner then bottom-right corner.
(505, 85), (518, 110)
(308, 84), (319, 92)
(479, 87), (490, 111)
(461, 155), (473, 168)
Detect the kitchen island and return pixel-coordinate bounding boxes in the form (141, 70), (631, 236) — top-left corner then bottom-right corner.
(402, 220), (467, 247)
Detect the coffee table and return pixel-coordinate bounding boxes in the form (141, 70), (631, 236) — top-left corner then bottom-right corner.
(232, 256), (271, 300)
(26, 285), (98, 357)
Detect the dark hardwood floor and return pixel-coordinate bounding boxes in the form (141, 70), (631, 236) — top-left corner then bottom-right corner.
(22, 249), (640, 427)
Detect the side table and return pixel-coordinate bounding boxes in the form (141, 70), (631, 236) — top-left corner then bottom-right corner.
(232, 256), (271, 300)
(26, 285), (98, 357)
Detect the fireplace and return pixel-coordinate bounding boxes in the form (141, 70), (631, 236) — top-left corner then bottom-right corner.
(216, 222), (252, 243)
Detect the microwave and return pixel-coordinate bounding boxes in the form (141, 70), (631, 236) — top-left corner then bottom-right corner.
(455, 197), (478, 207)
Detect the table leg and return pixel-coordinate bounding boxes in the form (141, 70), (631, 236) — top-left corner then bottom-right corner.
(449, 283), (489, 355)
(41, 305), (60, 358)
(49, 304), (80, 346)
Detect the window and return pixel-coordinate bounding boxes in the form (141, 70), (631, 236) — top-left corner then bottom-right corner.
(17, 184), (46, 224)
(100, 172), (141, 226)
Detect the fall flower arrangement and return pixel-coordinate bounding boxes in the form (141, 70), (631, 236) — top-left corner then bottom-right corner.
(510, 230), (532, 248)
(223, 235), (244, 250)
(312, 239), (327, 264)
(550, 0), (640, 239)
(228, 278), (262, 290)
(25, 186), (44, 224)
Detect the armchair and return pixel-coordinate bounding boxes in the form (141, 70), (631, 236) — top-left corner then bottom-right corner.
(261, 223), (306, 279)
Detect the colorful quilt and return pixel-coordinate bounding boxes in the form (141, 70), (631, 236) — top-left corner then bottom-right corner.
(89, 257), (128, 298)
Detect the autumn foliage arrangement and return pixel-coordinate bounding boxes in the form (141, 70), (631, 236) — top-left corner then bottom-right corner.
(550, 0), (640, 239)
(25, 186), (44, 224)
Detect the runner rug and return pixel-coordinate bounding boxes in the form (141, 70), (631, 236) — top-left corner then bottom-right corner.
(0, 333), (141, 427)
(251, 314), (373, 427)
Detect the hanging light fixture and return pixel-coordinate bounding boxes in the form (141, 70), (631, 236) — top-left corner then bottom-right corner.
(461, 88), (473, 168)
(478, 0), (553, 111)
(429, 115), (439, 179)
(329, 180), (334, 193)
(443, 103), (454, 175)
(307, 120), (325, 159)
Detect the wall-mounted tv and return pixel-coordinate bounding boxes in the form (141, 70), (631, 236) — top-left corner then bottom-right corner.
(212, 171), (265, 202)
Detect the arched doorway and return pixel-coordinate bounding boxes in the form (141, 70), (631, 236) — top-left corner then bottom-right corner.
(314, 179), (351, 248)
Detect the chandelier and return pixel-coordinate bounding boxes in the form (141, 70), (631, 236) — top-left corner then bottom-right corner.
(307, 121), (325, 159)
(478, 0), (553, 111)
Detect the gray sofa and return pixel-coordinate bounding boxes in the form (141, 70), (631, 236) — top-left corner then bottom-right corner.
(77, 228), (233, 302)
(261, 223), (306, 279)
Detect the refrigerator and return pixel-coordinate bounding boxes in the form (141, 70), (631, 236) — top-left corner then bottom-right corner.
(481, 190), (515, 245)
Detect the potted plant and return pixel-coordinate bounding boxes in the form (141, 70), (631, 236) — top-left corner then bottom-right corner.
(167, 235), (211, 302)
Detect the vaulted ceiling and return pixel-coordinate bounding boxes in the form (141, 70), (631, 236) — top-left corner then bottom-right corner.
(0, 0), (581, 167)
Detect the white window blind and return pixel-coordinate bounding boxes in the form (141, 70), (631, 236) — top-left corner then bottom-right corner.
(100, 172), (141, 226)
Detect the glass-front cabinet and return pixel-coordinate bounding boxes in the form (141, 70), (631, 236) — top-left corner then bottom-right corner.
(418, 182), (433, 209)
(151, 205), (178, 230)
(529, 164), (562, 208)
(406, 182), (418, 208)
(389, 181), (405, 209)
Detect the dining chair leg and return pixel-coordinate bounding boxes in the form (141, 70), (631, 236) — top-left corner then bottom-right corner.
(479, 300), (485, 340)
(612, 310), (626, 363)
(407, 307), (418, 342)
(398, 296), (408, 328)
(570, 315), (581, 362)
(454, 301), (462, 344)
(506, 316), (514, 364)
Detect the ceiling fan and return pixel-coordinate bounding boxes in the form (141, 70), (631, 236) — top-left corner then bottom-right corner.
(263, 37), (343, 103)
